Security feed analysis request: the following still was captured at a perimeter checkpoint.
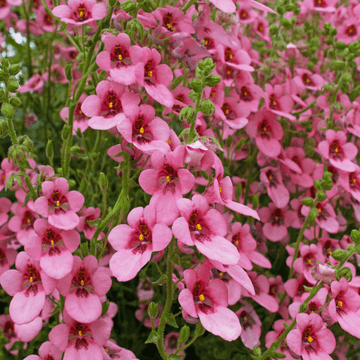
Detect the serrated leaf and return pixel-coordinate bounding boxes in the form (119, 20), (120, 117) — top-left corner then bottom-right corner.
(145, 331), (160, 344)
(166, 313), (178, 328)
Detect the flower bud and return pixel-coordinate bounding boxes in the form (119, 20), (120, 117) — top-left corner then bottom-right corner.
(313, 179), (321, 189)
(317, 190), (327, 202)
(200, 99), (215, 115)
(188, 90), (197, 102)
(351, 229), (360, 244)
(99, 172), (108, 191)
(9, 64), (21, 76)
(1, 103), (14, 119)
(1, 58), (9, 69)
(65, 63), (72, 81)
(0, 70), (8, 81)
(331, 249), (347, 261)
(190, 79), (203, 94)
(204, 75), (221, 87)
(308, 208), (318, 221)
(332, 60), (345, 70)
(9, 97), (21, 108)
(311, 263), (336, 284)
(148, 302), (159, 318)
(179, 106), (195, 123)
(7, 80), (19, 92)
(324, 38), (333, 45)
(301, 197), (314, 207)
(179, 325), (190, 344)
(46, 140), (53, 160)
(0, 117), (9, 138)
(336, 267), (352, 282)
(0, 89), (4, 100)
(281, 18), (292, 28)
(61, 124), (70, 140)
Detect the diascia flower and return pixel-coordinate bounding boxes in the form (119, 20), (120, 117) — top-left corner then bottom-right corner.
(178, 266), (241, 341)
(108, 204), (172, 282)
(34, 177), (84, 230)
(52, 0), (107, 26)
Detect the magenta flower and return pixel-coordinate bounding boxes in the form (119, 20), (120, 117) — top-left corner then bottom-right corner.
(246, 108), (283, 158)
(49, 310), (111, 360)
(179, 267), (241, 341)
(60, 94), (89, 135)
(137, 278), (154, 301)
(18, 74), (44, 93)
(77, 206), (102, 240)
(328, 277), (360, 338)
(258, 204), (296, 242)
(0, 0), (22, 19)
(236, 302), (261, 349)
(260, 166), (289, 208)
(173, 194), (240, 265)
(81, 80), (140, 130)
(102, 340), (139, 360)
(317, 130), (357, 172)
(52, 0), (107, 26)
(0, 197), (11, 227)
(0, 241), (17, 276)
(164, 332), (185, 357)
(24, 341), (63, 360)
(0, 251), (56, 325)
(34, 177), (84, 230)
(339, 168), (360, 201)
(131, 46), (174, 107)
(117, 104), (170, 155)
(265, 83), (296, 121)
(25, 219), (80, 279)
(287, 313), (336, 360)
(108, 205), (172, 282)
(139, 147), (195, 226)
(57, 255), (112, 323)
(235, 74), (264, 113)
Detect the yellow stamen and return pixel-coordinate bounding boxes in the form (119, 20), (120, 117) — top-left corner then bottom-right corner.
(148, 71), (153, 77)
(196, 224), (202, 231)
(139, 234), (144, 241)
(353, 178), (356, 183)
(80, 280), (84, 286)
(27, 218), (31, 224)
(56, 201), (60, 206)
(227, 69), (231, 74)
(118, 54), (122, 60)
(327, 248), (332, 255)
(30, 277), (33, 283)
(219, 272), (223, 277)
(275, 216), (279, 220)
(219, 187), (222, 193)
(51, 240), (54, 246)
(269, 175), (273, 180)
(229, 54), (233, 60)
(263, 127), (267, 132)
(335, 148), (338, 153)
(234, 240), (239, 246)
(109, 102), (113, 108)
(139, 127), (145, 134)
(243, 316), (247, 321)
(307, 259), (312, 264)
(79, 110), (82, 115)
(199, 294), (205, 301)
(166, 176), (171, 182)
(338, 301), (343, 307)
(318, 208), (322, 213)
(105, 348), (109, 353)
(307, 336), (313, 343)
(283, 338), (287, 344)
(78, 330), (82, 337)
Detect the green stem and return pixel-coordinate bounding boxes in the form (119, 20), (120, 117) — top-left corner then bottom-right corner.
(156, 238), (175, 360)
(23, 2), (33, 78)
(181, 0), (197, 13)
(188, 89), (203, 144)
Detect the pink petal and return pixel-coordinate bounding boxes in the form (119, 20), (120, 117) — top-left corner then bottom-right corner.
(152, 223), (172, 251)
(145, 84), (174, 108)
(48, 211), (79, 230)
(178, 289), (197, 318)
(15, 316), (43, 342)
(92, 272), (112, 296)
(40, 248), (73, 279)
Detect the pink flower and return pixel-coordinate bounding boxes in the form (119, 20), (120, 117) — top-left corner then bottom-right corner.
(317, 130), (358, 172)
(311, 263), (336, 284)
(108, 205), (172, 282)
(0, 241), (17, 276)
(246, 108), (283, 158)
(179, 266), (241, 341)
(49, 310), (111, 360)
(0, 251), (56, 325)
(77, 207), (102, 240)
(24, 341), (63, 360)
(34, 177), (84, 230)
(328, 277), (360, 338)
(60, 94), (89, 135)
(137, 278), (154, 301)
(52, 0), (107, 26)
(117, 104), (170, 155)
(209, 0), (236, 13)
(164, 332), (185, 357)
(236, 302), (261, 349)
(0, 197), (12, 227)
(25, 219), (80, 279)
(139, 147), (195, 226)
(173, 194), (240, 265)
(57, 255), (112, 323)
(81, 80), (140, 130)
(0, 0), (21, 19)
(102, 340), (139, 360)
(286, 313), (336, 360)
(18, 74), (44, 93)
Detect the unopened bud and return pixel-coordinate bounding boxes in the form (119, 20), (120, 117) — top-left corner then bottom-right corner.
(148, 302), (159, 318)
(46, 140), (53, 159)
(200, 99), (215, 115)
(9, 97), (21, 108)
(7, 80), (19, 92)
(99, 172), (108, 191)
(351, 229), (360, 244)
(331, 249), (347, 261)
(9, 64), (21, 75)
(1, 103), (14, 119)
(311, 263), (336, 284)
(190, 79), (203, 94)
(204, 75), (221, 87)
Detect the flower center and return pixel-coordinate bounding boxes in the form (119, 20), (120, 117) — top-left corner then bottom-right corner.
(77, 5), (86, 20)
(113, 45), (123, 60)
(225, 48), (233, 61)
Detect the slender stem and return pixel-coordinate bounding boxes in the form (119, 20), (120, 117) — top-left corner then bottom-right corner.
(188, 89), (203, 144)
(23, 2), (33, 78)
(156, 238), (175, 360)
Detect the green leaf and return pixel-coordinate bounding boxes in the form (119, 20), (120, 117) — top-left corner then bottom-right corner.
(171, 254), (180, 266)
(153, 275), (167, 285)
(145, 331), (160, 344)
(101, 300), (110, 316)
(195, 321), (205, 336)
(166, 313), (179, 328)
(179, 325), (190, 343)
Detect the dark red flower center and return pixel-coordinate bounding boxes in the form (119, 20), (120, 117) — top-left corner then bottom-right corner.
(240, 10), (248, 19)
(346, 25), (357, 36)
(225, 48), (233, 62)
(163, 12), (175, 31)
(240, 86), (252, 101)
